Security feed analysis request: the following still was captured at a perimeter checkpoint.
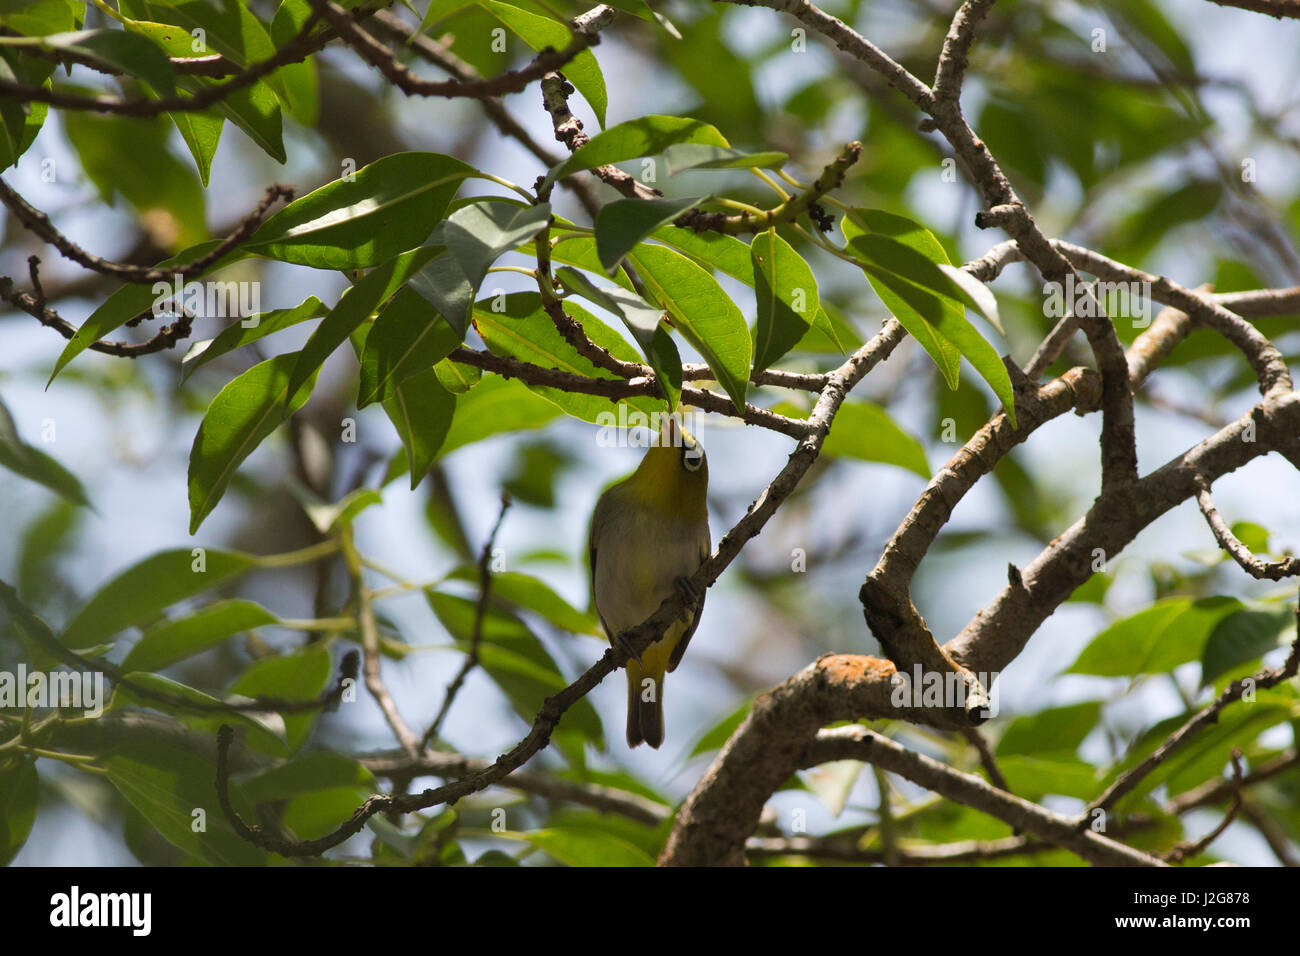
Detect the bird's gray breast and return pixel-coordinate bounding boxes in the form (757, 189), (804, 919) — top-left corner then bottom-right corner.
(593, 502), (709, 634)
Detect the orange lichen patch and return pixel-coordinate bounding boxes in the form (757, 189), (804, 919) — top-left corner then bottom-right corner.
(819, 654), (896, 687)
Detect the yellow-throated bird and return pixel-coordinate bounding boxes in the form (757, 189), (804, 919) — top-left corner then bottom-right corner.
(589, 417), (710, 748)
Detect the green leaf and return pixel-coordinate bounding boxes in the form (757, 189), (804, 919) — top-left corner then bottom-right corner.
(242, 751), (375, 804)
(848, 231), (1015, 426)
(289, 245), (442, 404)
(40, 28), (176, 94)
(105, 739), (269, 866)
(689, 697), (753, 756)
(180, 297), (326, 382)
(996, 701), (1103, 757)
(661, 143), (787, 175)
(541, 114), (728, 194)
(1201, 603), (1294, 687)
(0, 49), (51, 171)
(751, 230), (819, 372)
(122, 599), (278, 673)
(0, 757), (38, 866)
(298, 487), (382, 534)
(427, 591), (602, 744)
(1067, 597), (1244, 677)
(359, 288), (461, 407)
(472, 292), (663, 422)
(61, 548), (257, 650)
(382, 367), (456, 489)
(509, 827), (654, 867)
(411, 200), (552, 335)
(843, 209), (1004, 336)
(996, 754), (1098, 800)
(595, 196), (705, 273)
(776, 400), (929, 478)
(553, 267), (682, 411)
(64, 109), (206, 250)
(229, 645), (333, 754)
(166, 106), (222, 188)
(0, 396), (89, 506)
(442, 566), (600, 635)
(626, 243), (750, 413)
(434, 356), (480, 393)
(650, 226), (753, 283)
(245, 152), (475, 269)
(480, 1), (605, 125)
(270, 0), (318, 124)
(193, 75), (284, 163)
(188, 352), (318, 533)
(439, 375), (562, 456)
(113, 672), (287, 751)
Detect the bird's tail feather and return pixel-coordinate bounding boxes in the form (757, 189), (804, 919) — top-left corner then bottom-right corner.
(625, 664), (665, 749)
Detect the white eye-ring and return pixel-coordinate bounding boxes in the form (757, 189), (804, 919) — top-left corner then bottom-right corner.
(682, 446), (704, 472)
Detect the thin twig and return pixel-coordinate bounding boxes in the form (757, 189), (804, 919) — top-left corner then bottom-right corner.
(422, 492), (512, 747)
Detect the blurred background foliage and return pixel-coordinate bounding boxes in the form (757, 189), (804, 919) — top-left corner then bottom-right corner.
(0, 0), (1298, 866)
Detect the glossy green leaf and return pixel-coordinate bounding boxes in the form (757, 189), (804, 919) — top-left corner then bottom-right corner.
(661, 143), (787, 175)
(751, 230), (819, 371)
(427, 591), (603, 743)
(411, 200), (552, 335)
(246, 152), (474, 269)
(541, 114), (728, 193)
(181, 296), (325, 381)
(481, 1), (606, 125)
(39, 28), (176, 94)
(289, 245), (442, 404)
(1066, 596), (1243, 677)
(382, 366), (456, 489)
(359, 288), (461, 407)
(105, 739), (268, 866)
(189, 352), (319, 533)
(776, 400), (928, 478)
(434, 357), (480, 393)
(595, 196), (705, 273)
(0, 757), (38, 866)
(242, 751), (376, 804)
(442, 565), (600, 635)
(626, 243), (750, 413)
(554, 267), (682, 411)
(850, 232), (1015, 426)
(996, 701), (1103, 757)
(113, 672), (288, 751)
(61, 548), (257, 649)
(1201, 603), (1294, 687)
(439, 375), (563, 456)
(472, 292), (662, 422)
(122, 599), (278, 673)
(229, 644), (333, 754)
(510, 827), (654, 867)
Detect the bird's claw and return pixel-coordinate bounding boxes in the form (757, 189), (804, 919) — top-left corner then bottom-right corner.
(614, 631), (643, 665)
(674, 576), (702, 616)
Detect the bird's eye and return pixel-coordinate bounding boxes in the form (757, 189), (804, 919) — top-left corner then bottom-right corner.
(682, 446), (704, 472)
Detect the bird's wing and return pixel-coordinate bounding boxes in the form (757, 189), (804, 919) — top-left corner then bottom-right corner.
(667, 530), (711, 673)
(588, 488), (614, 639)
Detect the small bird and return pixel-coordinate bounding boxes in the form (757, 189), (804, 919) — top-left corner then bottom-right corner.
(589, 416), (710, 748)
